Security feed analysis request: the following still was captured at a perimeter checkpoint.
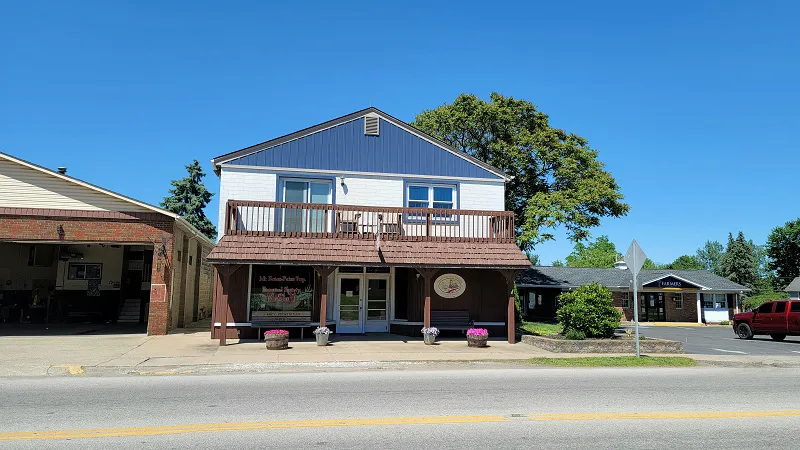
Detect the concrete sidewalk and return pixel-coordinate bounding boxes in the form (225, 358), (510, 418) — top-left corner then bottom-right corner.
(3, 331), (799, 377)
(1, 331), (551, 377)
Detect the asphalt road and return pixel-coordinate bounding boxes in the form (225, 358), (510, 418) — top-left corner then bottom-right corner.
(2, 367), (800, 449)
(638, 325), (800, 355)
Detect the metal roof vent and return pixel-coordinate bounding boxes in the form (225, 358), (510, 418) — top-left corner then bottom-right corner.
(364, 114), (380, 136)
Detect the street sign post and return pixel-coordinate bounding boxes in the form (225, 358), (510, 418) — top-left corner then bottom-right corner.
(624, 240), (647, 358)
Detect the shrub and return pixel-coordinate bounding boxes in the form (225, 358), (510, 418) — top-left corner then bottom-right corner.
(565, 329), (586, 340)
(556, 283), (621, 338)
(718, 320), (730, 326)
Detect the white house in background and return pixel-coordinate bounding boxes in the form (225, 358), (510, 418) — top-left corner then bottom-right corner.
(785, 277), (800, 300)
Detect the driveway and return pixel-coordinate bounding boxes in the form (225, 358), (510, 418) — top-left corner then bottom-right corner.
(638, 325), (800, 356)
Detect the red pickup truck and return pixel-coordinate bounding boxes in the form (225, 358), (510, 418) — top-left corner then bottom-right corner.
(733, 300), (800, 341)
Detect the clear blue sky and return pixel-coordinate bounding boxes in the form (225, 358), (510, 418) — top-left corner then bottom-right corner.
(2, 1), (799, 265)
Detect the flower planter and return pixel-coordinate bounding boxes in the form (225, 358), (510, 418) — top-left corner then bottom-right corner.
(423, 333), (437, 345)
(316, 333), (329, 346)
(264, 333), (289, 350)
(467, 336), (488, 347)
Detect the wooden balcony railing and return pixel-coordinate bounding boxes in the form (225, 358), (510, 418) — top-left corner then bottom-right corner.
(225, 200), (516, 243)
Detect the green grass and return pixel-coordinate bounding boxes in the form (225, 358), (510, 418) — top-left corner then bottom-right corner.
(527, 356), (697, 367)
(520, 321), (562, 337)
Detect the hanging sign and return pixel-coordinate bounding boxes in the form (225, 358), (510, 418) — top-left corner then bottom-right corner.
(434, 273), (466, 299)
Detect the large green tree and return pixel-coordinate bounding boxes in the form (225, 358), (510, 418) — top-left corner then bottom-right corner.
(667, 255), (704, 270)
(412, 93), (629, 251)
(161, 160), (217, 240)
(565, 235), (620, 268)
(696, 240), (725, 275)
(766, 218), (800, 285)
(721, 232), (759, 289)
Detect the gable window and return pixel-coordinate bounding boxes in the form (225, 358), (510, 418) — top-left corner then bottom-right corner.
(68, 263), (102, 280)
(620, 292), (630, 309)
(406, 184), (456, 210)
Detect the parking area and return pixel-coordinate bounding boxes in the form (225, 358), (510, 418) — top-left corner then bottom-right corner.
(639, 325), (800, 356)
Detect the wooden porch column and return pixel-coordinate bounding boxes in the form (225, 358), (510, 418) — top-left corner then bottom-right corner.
(217, 264), (242, 346)
(313, 266), (336, 328)
(415, 268), (439, 328)
(498, 269), (521, 344)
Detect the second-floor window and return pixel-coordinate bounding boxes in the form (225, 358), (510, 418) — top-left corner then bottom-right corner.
(282, 178), (332, 233)
(407, 184), (456, 210)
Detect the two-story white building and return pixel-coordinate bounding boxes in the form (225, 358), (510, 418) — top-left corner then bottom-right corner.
(207, 108), (530, 344)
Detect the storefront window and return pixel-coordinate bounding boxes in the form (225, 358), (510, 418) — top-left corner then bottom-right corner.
(702, 293), (727, 309)
(249, 266), (314, 322)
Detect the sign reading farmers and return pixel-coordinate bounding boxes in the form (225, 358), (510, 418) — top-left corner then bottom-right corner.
(643, 275), (701, 290)
(250, 266), (314, 321)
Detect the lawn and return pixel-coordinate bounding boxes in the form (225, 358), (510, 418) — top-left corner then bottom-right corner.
(519, 321), (562, 337)
(527, 356), (697, 367)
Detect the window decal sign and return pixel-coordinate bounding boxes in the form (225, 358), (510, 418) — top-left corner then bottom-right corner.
(250, 266), (314, 321)
(434, 273), (466, 299)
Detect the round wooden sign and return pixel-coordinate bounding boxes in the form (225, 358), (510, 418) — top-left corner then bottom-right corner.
(434, 273), (466, 299)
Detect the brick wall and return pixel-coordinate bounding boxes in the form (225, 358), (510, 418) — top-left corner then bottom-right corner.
(0, 210), (176, 335)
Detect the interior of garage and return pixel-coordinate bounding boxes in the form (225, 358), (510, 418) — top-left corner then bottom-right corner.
(0, 242), (153, 329)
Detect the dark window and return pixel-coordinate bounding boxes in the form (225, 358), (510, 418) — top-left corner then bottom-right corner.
(28, 245), (55, 267)
(757, 303), (774, 314)
(177, 251), (182, 262)
(68, 263), (102, 280)
(366, 266), (390, 274)
(339, 266), (363, 274)
(774, 302), (787, 313)
(790, 302), (800, 313)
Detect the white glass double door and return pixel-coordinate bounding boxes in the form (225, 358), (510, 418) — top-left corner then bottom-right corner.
(336, 275), (389, 333)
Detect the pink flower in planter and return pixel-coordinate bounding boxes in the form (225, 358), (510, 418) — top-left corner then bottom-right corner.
(466, 328), (489, 337)
(264, 329), (289, 336)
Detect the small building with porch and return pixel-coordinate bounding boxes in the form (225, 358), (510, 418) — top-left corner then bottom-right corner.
(207, 108), (530, 344)
(517, 266), (750, 323)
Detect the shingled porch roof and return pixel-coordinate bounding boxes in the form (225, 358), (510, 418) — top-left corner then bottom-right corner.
(207, 235), (531, 269)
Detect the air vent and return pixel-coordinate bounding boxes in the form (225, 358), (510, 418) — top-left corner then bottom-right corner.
(364, 115), (380, 136)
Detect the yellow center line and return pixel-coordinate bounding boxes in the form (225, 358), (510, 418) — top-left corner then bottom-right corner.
(2, 410), (799, 441)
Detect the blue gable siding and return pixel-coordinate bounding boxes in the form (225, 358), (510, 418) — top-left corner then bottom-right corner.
(226, 117), (502, 180)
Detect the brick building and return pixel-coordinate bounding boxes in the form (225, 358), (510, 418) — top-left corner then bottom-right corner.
(0, 152), (215, 334)
(516, 266), (750, 324)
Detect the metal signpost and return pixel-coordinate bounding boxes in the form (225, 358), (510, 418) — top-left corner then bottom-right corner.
(624, 240), (647, 358)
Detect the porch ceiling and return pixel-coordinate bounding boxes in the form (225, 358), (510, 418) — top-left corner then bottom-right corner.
(207, 235), (531, 269)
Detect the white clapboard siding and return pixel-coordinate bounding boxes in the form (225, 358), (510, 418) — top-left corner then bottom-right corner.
(0, 159), (150, 212)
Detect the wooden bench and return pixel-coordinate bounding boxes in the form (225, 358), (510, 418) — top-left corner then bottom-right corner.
(251, 321), (315, 340)
(430, 310), (473, 332)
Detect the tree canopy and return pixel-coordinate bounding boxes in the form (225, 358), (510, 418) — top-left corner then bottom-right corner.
(412, 93), (629, 251)
(161, 160), (217, 240)
(565, 235), (620, 268)
(721, 232), (759, 289)
(666, 255), (704, 270)
(766, 218), (800, 285)
(696, 241), (725, 275)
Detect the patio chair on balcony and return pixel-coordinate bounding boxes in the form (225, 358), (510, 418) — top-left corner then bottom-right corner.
(377, 212), (403, 237)
(336, 211), (362, 235)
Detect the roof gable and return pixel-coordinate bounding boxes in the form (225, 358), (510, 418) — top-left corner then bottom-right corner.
(213, 108), (508, 181)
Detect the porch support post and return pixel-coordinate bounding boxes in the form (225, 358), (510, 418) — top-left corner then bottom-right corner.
(415, 267), (439, 329)
(217, 264), (242, 347)
(313, 266), (336, 328)
(498, 269), (521, 344)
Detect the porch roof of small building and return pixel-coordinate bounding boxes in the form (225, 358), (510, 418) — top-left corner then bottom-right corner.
(517, 266), (751, 292)
(207, 235), (531, 269)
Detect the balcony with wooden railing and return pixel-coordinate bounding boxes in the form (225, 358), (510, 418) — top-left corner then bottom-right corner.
(224, 200), (516, 243)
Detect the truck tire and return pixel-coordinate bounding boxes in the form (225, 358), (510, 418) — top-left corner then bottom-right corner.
(771, 334), (786, 341)
(736, 323), (754, 339)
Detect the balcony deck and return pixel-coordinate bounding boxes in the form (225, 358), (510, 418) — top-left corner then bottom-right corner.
(224, 200), (516, 243)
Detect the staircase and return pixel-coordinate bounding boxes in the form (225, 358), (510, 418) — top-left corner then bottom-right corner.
(118, 298), (141, 324)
